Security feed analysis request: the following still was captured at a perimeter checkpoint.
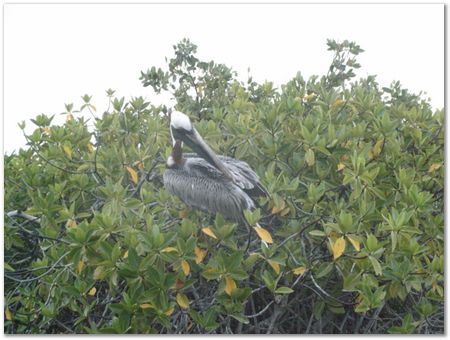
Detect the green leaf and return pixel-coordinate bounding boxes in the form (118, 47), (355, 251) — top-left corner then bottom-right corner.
(202, 268), (222, 280)
(261, 270), (276, 291)
(309, 230), (326, 237)
(243, 208), (261, 225)
(313, 300), (325, 320)
(315, 262), (334, 279)
(369, 256), (382, 276)
(366, 234), (378, 252)
(229, 314), (249, 324)
(275, 286), (294, 295)
(390, 231), (398, 251)
(343, 271), (362, 292)
(338, 211), (353, 232)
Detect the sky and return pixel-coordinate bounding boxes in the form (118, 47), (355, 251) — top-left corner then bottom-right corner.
(3, 3), (444, 154)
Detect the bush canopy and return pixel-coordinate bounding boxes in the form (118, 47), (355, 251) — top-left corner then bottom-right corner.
(4, 39), (444, 334)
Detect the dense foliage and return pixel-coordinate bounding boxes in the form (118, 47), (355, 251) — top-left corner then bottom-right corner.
(4, 39), (444, 334)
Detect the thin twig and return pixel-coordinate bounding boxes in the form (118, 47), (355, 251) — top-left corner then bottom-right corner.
(5, 251), (70, 283)
(6, 210), (41, 223)
(245, 300), (274, 318)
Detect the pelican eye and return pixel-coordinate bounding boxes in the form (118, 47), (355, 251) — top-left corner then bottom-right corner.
(171, 126), (193, 141)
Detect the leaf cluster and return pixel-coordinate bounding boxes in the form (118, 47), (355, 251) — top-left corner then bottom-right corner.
(4, 39), (443, 334)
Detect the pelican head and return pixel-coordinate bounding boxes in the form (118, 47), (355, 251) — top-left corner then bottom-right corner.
(169, 111), (235, 182)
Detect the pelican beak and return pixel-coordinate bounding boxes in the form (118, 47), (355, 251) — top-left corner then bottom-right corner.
(173, 127), (235, 182)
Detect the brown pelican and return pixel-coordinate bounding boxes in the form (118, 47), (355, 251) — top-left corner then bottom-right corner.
(163, 111), (268, 228)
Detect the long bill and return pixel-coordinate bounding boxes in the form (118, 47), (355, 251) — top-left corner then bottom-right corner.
(179, 128), (236, 183)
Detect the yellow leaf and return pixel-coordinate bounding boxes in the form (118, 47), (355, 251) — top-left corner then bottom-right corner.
(123, 250), (129, 259)
(293, 266), (307, 275)
(271, 198), (286, 215)
(344, 140), (353, 148)
(179, 208), (189, 219)
(66, 113), (74, 121)
(161, 247), (178, 253)
(88, 287), (97, 296)
(176, 293), (189, 309)
(181, 260), (190, 276)
(194, 246), (207, 264)
(93, 266), (105, 280)
(428, 163), (442, 173)
(280, 207), (290, 217)
(332, 99), (345, 109)
(140, 303), (153, 309)
(303, 93), (316, 102)
(305, 148), (315, 166)
(369, 140), (383, 160)
(5, 307), (12, 321)
(253, 226), (273, 244)
(90, 104), (97, 112)
(373, 139), (383, 155)
(331, 237), (346, 260)
(137, 161), (145, 170)
(63, 145), (72, 160)
(268, 260), (280, 274)
(66, 219), (77, 228)
(87, 143), (94, 153)
(355, 293), (363, 303)
(337, 163), (345, 172)
(347, 235), (361, 252)
(201, 227), (217, 239)
(42, 127), (51, 135)
(126, 166), (138, 185)
(328, 231), (339, 239)
(77, 259), (85, 274)
(435, 284), (444, 297)
(164, 307), (175, 316)
(225, 277), (237, 296)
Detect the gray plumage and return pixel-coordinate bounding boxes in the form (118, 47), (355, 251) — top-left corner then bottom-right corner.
(163, 153), (267, 225)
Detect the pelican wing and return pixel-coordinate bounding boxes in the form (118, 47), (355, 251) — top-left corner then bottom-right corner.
(182, 156), (227, 180)
(184, 153), (268, 197)
(163, 158), (255, 224)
